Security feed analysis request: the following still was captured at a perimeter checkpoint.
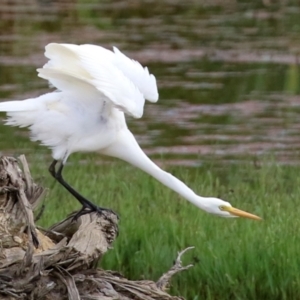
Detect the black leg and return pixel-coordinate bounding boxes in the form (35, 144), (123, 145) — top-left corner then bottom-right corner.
(48, 160), (118, 219)
(48, 159), (58, 178)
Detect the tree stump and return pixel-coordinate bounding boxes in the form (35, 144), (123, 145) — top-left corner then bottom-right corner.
(0, 155), (193, 300)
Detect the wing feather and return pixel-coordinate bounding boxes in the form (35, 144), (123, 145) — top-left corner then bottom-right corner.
(42, 43), (158, 117)
(112, 46), (158, 102)
(44, 44), (91, 78)
(70, 51), (145, 118)
(38, 63), (145, 118)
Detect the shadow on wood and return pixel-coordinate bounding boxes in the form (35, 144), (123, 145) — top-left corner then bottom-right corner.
(0, 155), (193, 300)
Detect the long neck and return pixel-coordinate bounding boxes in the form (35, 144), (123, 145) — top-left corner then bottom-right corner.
(103, 130), (210, 211)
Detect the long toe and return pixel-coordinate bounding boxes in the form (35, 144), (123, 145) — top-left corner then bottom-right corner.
(97, 206), (120, 220)
(87, 202), (118, 218)
(71, 206), (92, 221)
(99, 207), (119, 220)
(71, 204), (118, 222)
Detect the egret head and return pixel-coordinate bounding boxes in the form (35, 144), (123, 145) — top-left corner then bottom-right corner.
(203, 197), (262, 220)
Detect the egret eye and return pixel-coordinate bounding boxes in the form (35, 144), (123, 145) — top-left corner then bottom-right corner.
(219, 205), (226, 211)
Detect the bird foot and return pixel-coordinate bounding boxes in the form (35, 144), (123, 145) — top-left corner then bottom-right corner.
(72, 205), (119, 222)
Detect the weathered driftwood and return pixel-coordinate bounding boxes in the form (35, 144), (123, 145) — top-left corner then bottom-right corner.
(0, 155), (193, 300)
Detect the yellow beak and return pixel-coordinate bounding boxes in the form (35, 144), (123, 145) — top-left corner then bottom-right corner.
(225, 207), (262, 221)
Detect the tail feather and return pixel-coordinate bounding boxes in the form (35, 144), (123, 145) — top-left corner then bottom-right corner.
(0, 93), (57, 129)
(0, 99), (40, 112)
(5, 111), (40, 128)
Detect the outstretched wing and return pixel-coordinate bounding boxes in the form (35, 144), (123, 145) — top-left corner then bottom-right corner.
(112, 46), (158, 102)
(38, 66), (145, 118)
(40, 43), (159, 118)
(46, 43), (159, 102)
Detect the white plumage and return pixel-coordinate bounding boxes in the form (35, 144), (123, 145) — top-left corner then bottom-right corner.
(0, 43), (261, 220)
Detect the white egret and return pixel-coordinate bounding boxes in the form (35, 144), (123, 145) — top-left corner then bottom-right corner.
(0, 43), (261, 220)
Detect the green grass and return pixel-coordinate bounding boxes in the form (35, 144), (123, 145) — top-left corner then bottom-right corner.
(18, 150), (299, 300)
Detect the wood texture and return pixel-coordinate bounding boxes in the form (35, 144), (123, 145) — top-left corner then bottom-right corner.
(0, 155), (192, 300)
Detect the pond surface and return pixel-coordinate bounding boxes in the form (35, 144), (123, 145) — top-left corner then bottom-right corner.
(1, 0), (300, 166)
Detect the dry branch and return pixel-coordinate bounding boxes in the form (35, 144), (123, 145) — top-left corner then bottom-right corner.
(156, 247), (194, 291)
(0, 155), (193, 300)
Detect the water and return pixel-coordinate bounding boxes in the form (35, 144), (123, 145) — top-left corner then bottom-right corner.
(1, 0), (300, 166)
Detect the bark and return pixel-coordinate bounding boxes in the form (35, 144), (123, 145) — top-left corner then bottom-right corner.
(0, 155), (193, 300)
